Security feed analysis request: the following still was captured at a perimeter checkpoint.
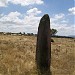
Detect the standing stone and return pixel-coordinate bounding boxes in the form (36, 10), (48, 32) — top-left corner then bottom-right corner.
(36, 14), (51, 74)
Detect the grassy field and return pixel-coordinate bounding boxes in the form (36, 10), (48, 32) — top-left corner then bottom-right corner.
(0, 35), (75, 75)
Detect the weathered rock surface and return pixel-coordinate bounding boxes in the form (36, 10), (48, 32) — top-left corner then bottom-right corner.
(36, 14), (51, 74)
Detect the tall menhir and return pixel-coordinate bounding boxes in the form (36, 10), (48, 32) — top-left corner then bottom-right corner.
(36, 14), (51, 74)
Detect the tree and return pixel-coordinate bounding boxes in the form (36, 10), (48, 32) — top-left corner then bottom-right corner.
(27, 33), (34, 36)
(23, 32), (25, 35)
(51, 29), (57, 36)
(19, 32), (22, 34)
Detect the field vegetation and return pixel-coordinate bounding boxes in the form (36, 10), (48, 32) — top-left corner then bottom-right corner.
(0, 35), (75, 75)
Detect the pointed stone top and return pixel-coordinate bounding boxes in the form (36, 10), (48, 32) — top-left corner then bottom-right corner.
(41, 14), (50, 21)
(43, 14), (49, 17)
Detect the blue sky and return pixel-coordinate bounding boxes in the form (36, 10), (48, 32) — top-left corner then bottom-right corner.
(0, 0), (75, 36)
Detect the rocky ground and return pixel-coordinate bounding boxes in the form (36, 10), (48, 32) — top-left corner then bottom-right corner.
(0, 35), (75, 75)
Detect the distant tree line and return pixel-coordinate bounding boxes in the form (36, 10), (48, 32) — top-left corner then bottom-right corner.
(0, 32), (37, 36)
(0, 29), (57, 36)
(0, 29), (74, 38)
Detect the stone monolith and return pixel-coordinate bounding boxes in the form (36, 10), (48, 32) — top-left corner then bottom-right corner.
(36, 14), (51, 74)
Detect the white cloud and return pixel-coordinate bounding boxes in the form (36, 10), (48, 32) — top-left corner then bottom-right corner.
(0, 8), (74, 36)
(68, 7), (75, 15)
(51, 23), (75, 36)
(51, 13), (75, 36)
(54, 13), (65, 19)
(0, 11), (22, 24)
(0, 0), (8, 7)
(0, 0), (44, 7)
(9, 0), (44, 6)
(57, 25), (75, 36)
(27, 7), (42, 16)
(51, 13), (65, 22)
(0, 14), (4, 18)
(0, 8), (42, 33)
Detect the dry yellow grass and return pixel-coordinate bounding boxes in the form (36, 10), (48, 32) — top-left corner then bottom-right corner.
(0, 35), (75, 75)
